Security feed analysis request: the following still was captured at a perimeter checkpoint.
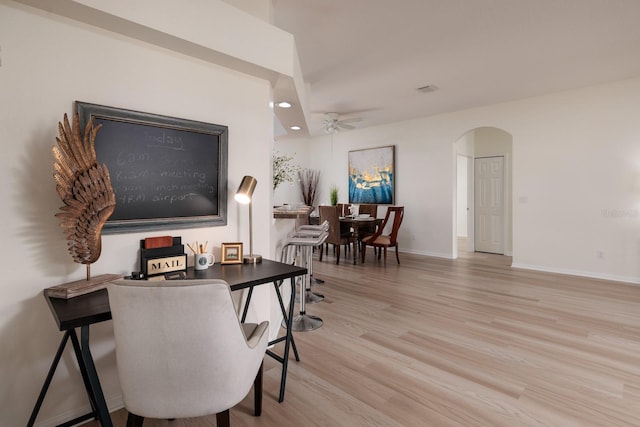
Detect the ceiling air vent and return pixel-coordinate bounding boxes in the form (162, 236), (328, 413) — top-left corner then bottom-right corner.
(417, 84), (438, 93)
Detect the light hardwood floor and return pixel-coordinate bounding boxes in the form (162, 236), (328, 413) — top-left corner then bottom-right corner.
(93, 249), (640, 426)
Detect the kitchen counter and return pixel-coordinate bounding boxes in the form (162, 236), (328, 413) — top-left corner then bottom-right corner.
(273, 205), (313, 219)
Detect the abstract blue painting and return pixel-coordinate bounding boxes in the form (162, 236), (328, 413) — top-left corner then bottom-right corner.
(348, 145), (394, 204)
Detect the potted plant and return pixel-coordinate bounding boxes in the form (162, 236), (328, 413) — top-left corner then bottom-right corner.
(329, 184), (338, 206)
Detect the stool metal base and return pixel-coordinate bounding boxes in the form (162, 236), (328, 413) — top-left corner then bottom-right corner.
(291, 314), (323, 331)
(295, 291), (324, 304)
(310, 275), (325, 285)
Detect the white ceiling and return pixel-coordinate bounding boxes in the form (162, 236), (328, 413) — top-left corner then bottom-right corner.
(272, 0), (640, 138)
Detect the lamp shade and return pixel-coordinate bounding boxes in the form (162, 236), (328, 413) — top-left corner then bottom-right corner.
(234, 175), (257, 204)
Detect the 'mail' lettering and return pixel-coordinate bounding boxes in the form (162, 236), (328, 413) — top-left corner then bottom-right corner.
(147, 255), (186, 275)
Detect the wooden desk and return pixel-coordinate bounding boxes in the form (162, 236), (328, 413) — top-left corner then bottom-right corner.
(340, 216), (382, 264)
(29, 259), (307, 427)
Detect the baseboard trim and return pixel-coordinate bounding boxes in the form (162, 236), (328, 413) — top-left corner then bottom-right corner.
(35, 394), (124, 427)
(402, 249), (455, 259)
(511, 262), (640, 285)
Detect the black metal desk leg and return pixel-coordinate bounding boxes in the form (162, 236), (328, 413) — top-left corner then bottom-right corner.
(79, 326), (113, 427)
(67, 329), (101, 420)
(273, 281), (299, 361)
(278, 276), (296, 403)
(27, 331), (72, 427)
(241, 287), (254, 323)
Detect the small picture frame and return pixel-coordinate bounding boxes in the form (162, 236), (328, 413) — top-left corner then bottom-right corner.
(221, 242), (243, 264)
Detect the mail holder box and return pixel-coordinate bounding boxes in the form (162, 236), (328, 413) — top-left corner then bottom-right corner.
(140, 237), (186, 278)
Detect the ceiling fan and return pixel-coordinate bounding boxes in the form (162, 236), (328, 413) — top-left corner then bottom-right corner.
(322, 112), (362, 134)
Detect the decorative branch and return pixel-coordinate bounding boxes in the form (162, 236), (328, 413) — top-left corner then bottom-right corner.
(298, 169), (320, 207)
(272, 151), (300, 190)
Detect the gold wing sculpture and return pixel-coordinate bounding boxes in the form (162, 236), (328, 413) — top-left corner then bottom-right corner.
(52, 112), (116, 274)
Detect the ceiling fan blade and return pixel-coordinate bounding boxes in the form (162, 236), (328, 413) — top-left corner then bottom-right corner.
(338, 117), (362, 124)
(319, 112), (361, 133)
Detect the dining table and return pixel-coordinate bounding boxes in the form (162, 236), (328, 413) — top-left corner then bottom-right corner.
(339, 215), (382, 264)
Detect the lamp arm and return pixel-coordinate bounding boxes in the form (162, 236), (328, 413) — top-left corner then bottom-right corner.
(249, 201), (254, 257)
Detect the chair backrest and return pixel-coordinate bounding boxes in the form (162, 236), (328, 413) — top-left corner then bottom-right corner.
(107, 279), (268, 419)
(373, 206), (404, 244)
(319, 205), (346, 245)
(357, 204), (378, 218)
(336, 203), (351, 217)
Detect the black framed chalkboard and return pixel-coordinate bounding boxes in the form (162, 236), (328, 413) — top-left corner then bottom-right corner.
(76, 101), (228, 233)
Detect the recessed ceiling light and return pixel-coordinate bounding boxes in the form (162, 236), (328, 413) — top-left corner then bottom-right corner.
(277, 101), (293, 108)
(290, 125), (301, 130)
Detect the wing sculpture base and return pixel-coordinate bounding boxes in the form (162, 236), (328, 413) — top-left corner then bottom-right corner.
(45, 273), (122, 299)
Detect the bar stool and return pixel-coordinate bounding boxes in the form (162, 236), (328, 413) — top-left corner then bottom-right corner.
(294, 221), (328, 287)
(279, 241), (321, 305)
(282, 230), (328, 331)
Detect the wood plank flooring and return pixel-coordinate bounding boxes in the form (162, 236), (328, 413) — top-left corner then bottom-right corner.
(92, 249), (640, 426)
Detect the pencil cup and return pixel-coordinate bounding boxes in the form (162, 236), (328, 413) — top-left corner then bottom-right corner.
(194, 253), (215, 270)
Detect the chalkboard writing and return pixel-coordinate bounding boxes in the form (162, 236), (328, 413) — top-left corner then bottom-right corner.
(77, 102), (228, 233)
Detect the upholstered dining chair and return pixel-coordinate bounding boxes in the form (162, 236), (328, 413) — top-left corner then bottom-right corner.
(319, 205), (355, 264)
(361, 206), (404, 266)
(107, 279), (269, 427)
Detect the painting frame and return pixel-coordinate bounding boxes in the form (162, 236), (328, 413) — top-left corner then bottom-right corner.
(348, 145), (395, 204)
(220, 242), (243, 264)
(76, 101), (228, 234)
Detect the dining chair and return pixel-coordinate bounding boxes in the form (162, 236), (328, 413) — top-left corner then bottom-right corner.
(361, 206), (404, 266)
(336, 203), (351, 218)
(318, 205), (355, 264)
(107, 279), (269, 427)
(335, 203), (355, 250)
(357, 204), (378, 218)
(355, 204), (379, 246)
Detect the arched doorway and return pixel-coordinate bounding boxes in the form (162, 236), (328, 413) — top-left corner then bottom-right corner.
(454, 127), (513, 258)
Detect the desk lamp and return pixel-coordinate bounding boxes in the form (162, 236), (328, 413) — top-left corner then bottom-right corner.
(235, 175), (262, 263)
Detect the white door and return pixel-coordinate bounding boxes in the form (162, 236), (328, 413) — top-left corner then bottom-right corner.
(475, 156), (504, 254)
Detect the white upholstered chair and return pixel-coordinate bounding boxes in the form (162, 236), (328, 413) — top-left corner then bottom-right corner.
(107, 279), (269, 427)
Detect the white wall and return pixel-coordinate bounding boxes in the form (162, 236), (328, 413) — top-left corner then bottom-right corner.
(454, 131), (475, 241)
(456, 155), (469, 237)
(299, 77), (640, 283)
(0, 2), (278, 426)
(272, 137), (308, 207)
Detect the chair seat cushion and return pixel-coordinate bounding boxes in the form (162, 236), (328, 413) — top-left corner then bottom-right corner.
(365, 235), (391, 246)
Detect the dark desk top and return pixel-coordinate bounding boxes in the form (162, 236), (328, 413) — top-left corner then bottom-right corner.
(45, 259), (307, 331)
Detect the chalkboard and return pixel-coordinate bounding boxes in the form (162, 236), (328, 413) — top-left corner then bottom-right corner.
(76, 101), (228, 233)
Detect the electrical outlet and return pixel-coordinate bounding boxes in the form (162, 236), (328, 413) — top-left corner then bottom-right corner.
(597, 250), (605, 259)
